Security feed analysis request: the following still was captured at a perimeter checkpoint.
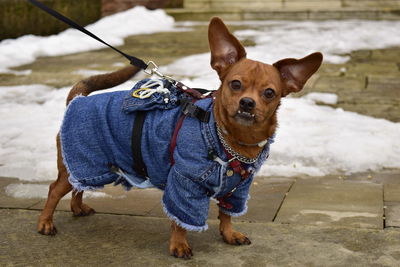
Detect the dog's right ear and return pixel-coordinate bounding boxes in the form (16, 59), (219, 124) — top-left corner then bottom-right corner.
(208, 17), (246, 78)
(273, 52), (323, 97)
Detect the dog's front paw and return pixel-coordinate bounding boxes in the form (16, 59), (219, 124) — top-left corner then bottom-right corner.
(221, 230), (251, 246)
(169, 241), (193, 260)
(37, 219), (58, 236)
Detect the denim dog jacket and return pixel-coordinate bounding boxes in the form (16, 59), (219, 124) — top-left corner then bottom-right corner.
(60, 79), (274, 232)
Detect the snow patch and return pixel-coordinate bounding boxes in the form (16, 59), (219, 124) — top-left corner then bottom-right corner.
(304, 92), (338, 105)
(300, 210), (378, 221)
(0, 6), (174, 73)
(5, 183), (113, 199)
(72, 69), (109, 77)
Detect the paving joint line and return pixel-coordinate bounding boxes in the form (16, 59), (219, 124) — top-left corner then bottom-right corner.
(271, 178), (296, 222)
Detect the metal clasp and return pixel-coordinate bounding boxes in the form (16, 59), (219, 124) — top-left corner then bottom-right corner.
(144, 61), (175, 82)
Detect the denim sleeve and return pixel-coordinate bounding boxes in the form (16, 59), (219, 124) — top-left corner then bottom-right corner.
(219, 176), (254, 217)
(162, 167), (210, 232)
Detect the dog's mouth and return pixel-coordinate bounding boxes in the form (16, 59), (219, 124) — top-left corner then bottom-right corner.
(234, 110), (256, 126)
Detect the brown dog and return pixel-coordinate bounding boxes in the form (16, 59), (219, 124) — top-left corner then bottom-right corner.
(37, 17), (322, 259)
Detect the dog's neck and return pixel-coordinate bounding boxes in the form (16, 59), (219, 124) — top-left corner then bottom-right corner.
(213, 96), (277, 159)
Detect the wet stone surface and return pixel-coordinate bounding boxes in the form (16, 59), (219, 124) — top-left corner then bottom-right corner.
(274, 176), (384, 229)
(299, 47), (400, 122)
(1, 209), (400, 266)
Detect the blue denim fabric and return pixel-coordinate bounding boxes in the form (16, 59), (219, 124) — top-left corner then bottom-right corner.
(60, 79), (274, 232)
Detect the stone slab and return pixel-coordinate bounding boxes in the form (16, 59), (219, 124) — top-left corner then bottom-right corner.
(0, 177), (43, 209)
(147, 176), (294, 223)
(208, 177), (294, 222)
(284, 0), (341, 9)
(384, 184), (400, 202)
(370, 48), (400, 61)
(347, 63), (399, 75)
(275, 177), (384, 229)
(243, 10), (309, 20)
(167, 9), (244, 21)
(347, 171), (400, 185)
(386, 202), (400, 227)
(312, 75), (365, 92)
(240, 177), (294, 222)
(343, 0), (400, 7)
(211, 0), (282, 9)
(166, 8), (400, 21)
(367, 75), (400, 98)
(368, 171), (400, 184)
(184, 1), (211, 9)
(2, 209), (400, 266)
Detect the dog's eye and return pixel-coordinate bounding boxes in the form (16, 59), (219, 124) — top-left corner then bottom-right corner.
(263, 88), (275, 99)
(230, 80), (242, 90)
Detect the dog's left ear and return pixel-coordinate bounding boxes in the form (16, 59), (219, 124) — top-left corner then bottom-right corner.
(274, 52), (323, 97)
(208, 17), (246, 78)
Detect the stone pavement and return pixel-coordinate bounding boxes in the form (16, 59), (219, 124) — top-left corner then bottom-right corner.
(1, 170), (400, 266)
(167, 0), (400, 20)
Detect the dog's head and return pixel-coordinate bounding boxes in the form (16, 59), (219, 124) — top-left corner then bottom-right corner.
(209, 17), (323, 129)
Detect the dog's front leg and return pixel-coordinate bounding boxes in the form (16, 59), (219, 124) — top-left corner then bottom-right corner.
(169, 221), (193, 259)
(218, 210), (251, 245)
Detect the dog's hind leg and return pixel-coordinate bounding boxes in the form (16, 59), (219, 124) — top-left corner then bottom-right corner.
(37, 135), (72, 235)
(70, 190), (95, 216)
(37, 166), (72, 235)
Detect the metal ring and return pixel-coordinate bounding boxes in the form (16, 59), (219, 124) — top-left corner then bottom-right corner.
(132, 88), (150, 98)
(143, 61), (159, 75)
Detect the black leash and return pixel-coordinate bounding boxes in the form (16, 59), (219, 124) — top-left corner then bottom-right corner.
(28, 0), (148, 70)
(29, 0), (215, 179)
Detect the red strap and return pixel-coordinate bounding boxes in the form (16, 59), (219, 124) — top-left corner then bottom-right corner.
(216, 197), (233, 209)
(175, 82), (208, 99)
(169, 114), (186, 166)
(169, 82), (216, 165)
(223, 148), (250, 179)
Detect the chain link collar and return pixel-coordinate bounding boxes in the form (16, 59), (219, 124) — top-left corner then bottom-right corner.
(216, 124), (263, 164)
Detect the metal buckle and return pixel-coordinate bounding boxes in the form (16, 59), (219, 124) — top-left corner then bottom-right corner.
(181, 101), (198, 117)
(144, 61), (175, 82)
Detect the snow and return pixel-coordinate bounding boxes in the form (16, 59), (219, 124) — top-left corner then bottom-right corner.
(303, 93), (338, 105)
(1, 13), (400, 186)
(5, 183), (113, 199)
(234, 20), (400, 64)
(300, 210), (378, 221)
(259, 98), (400, 177)
(0, 6), (174, 73)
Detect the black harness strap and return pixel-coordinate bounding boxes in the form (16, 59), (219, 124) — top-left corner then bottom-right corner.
(28, 0), (148, 70)
(180, 99), (211, 123)
(132, 111), (148, 178)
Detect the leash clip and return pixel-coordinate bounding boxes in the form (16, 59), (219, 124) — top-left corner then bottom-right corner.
(144, 61), (175, 82)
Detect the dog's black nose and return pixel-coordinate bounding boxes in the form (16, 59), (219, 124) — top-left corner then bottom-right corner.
(239, 97), (256, 112)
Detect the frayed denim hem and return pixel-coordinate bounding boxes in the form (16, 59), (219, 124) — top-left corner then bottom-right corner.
(59, 95), (82, 186)
(218, 194), (250, 217)
(68, 175), (104, 192)
(219, 205), (248, 217)
(161, 201), (208, 232)
(61, 96), (104, 193)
